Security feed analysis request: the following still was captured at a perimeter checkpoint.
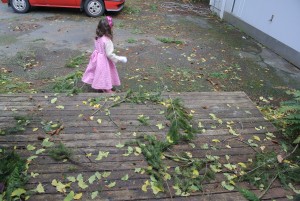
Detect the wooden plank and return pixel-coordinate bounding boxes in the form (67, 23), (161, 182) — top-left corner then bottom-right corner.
(0, 92), (291, 201)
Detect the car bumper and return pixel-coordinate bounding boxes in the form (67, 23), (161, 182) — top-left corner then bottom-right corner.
(105, 0), (125, 12)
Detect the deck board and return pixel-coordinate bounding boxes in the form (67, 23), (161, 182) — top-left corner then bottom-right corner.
(0, 92), (293, 201)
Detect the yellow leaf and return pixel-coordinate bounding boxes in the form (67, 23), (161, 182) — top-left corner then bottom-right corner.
(192, 169), (199, 178)
(89, 116), (94, 120)
(212, 139), (220, 143)
(86, 153), (92, 157)
(238, 162), (247, 168)
(156, 123), (165, 130)
(225, 144), (231, 149)
(253, 135), (261, 141)
(56, 105), (64, 109)
(142, 180), (150, 192)
(32, 128), (38, 131)
(97, 119), (102, 124)
(74, 193), (82, 200)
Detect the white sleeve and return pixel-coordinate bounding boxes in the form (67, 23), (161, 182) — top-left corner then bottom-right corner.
(105, 39), (122, 63)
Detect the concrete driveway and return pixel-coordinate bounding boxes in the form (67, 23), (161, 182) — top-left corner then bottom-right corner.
(0, 0), (299, 104)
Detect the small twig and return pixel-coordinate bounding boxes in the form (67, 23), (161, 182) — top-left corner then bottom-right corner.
(108, 113), (119, 128)
(283, 144), (299, 160)
(258, 173), (278, 199)
(91, 101), (107, 116)
(235, 139), (259, 154)
(165, 180), (173, 201)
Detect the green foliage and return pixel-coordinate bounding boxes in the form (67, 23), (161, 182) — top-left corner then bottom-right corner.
(124, 5), (141, 15)
(239, 151), (300, 189)
(157, 37), (183, 44)
(0, 150), (28, 201)
(65, 54), (87, 68)
(0, 116), (31, 135)
(137, 115), (150, 126)
(237, 188), (260, 201)
(137, 135), (169, 170)
(126, 38), (136, 43)
(52, 70), (83, 94)
(124, 89), (162, 104)
(0, 71), (34, 93)
(278, 90), (300, 144)
(209, 72), (229, 79)
(48, 142), (73, 161)
(165, 98), (198, 144)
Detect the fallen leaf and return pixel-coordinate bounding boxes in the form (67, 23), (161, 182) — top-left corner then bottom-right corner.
(35, 183), (45, 193)
(277, 154), (283, 163)
(121, 174), (129, 181)
(91, 191), (98, 199)
(106, 181), (116, 188)
(74, 193), (82, 200)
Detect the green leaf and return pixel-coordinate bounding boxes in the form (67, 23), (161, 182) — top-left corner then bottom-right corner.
(106, 181), (116, 188)
(102, 171), (111, 178)
(35, 148), (46, 155)
(91, 191), (98, 199)
(11, 188), (26, 197)
(293, 135), (300, 144)
(95, 172), (102, 180)
(50, 98), (57, 104)
(36, 183), (45, 193)
(121, 174), (129, 181)
(88, 175), (96, 184)
(64, 191), (75, 201)
(115, 142), (125, 148)
(173, 185), (182, 196)
(27, 144), (36, 151)
(221, 181), (234, 191)
(27, 155), (38, 162)
(95, 151), (109, 161)
(76, 174), (83, 181)
(150, 182), (163, 194)
(56, 105), (64, 109)
(288, 183), (300, 194)
(31, 172), (39, 178)
(201, 143), (209, 149)
(42, 138), (54, 147)
(67, 176), (76, 182)
(78, 179), (88, 189)
(134, 168), (142, 173)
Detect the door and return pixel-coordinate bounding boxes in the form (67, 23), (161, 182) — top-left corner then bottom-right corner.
(45, 0), (77, 7)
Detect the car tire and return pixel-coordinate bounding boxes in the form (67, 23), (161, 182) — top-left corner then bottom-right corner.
(84, 0), (105, 17)
(11, 0), (30, 13)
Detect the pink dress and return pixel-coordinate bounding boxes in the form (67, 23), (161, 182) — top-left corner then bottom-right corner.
(82, 36), (121, 90)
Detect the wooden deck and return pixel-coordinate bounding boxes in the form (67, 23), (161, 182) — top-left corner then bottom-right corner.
(0, 92), (292, 201)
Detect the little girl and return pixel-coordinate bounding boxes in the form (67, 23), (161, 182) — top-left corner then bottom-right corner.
(82, 16), (127, 93)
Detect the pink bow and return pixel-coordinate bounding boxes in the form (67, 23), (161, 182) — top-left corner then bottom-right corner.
(106, 16), (113, 28)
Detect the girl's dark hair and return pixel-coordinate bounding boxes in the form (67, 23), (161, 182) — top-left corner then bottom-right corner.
(95, 17), (113, 40)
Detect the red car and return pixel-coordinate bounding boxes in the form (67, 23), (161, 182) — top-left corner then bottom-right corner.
(1, 0), (125, 17)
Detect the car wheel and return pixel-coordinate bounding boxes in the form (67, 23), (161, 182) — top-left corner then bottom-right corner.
(84, 0), (105, 17)
(11, 0), (30, 13)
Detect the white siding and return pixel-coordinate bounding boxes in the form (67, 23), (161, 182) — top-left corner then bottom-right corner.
(223, 0), (300, 52)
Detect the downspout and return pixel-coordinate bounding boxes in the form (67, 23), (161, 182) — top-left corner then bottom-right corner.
(231, 0), (236, 13)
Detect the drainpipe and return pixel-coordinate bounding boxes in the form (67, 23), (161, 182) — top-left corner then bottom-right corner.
(231, 0), (236, 13)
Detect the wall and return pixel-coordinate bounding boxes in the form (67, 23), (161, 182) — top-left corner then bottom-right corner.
(210, 0), (300, 67)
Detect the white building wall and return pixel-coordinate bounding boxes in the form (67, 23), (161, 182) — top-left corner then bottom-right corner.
(210, 0), (300, 52)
